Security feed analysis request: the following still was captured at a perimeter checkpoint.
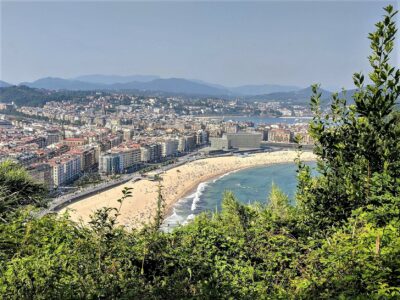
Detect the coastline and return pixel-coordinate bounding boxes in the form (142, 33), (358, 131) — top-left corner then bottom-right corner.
(163, 167), (242, 217)
(60, 150), (316, 229)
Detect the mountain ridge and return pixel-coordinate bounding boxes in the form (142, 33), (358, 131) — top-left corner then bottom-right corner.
(73, 74), (160, 84)
(0, 80), (12, 88)
(17, 76), (304, 96)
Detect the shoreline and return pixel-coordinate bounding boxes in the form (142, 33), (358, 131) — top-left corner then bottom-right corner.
(163, 168), (243, 217)
(164, 161), (291, 218)
(60, 150), (316, 229)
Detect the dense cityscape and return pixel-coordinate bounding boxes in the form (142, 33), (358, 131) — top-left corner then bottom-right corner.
(0, 92), (313, 192)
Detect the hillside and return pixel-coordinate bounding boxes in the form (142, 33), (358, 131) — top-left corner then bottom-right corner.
(17, 76), (305, 97)
(0, 80), (12, 88)
(74, 74), (160, 84)
(21, 77), (106, 91)
(0, 85), (99, 106)
(20, 77), (232, 96)
(230, 84), (301, 95)
(247, 86), (332, 104)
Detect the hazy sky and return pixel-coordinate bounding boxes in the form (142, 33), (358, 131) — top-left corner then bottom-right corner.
(1, 1), (399, 89)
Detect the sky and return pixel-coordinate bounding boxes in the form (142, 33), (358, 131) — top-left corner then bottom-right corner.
(1, 0), (399, 90)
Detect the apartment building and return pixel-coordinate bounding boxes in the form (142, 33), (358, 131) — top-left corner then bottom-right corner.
(99, 153), (120, 175)
(64, 138), (87, 148)
(184, 135), (196, 151)
(46, 131), (63, 146)
(161, 139), (178, 158)
(49, 154), (81, 187)
(69, 146), (97, 172)
(267, 129), (291, 143)
(149, 143), (162, 162)
(140, 146), (151, 162)
(196, 130), (209, 146)
(112, 146), (141, 171)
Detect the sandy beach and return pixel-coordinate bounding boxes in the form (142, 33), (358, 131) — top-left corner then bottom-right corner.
(60, 150), (315, 229)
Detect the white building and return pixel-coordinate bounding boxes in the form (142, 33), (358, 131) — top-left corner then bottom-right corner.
(161, 139), (178, 157)
(114, 147), (141, 171)
(49, 154), (81, 187)
(140, 146), (151, 162)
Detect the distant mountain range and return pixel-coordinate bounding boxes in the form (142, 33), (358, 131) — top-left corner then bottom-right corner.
(230, 84), (301, 95)
(0, 80), (12, 88)
(73, 75), (302, 95)
(248, 86), (333, 104)
(1, 75), (361, 105)
(9, 75), (305, 97)
(73, 74), (160, 84)
(19, 78), (105, 91)
(17, 77), (230, 95)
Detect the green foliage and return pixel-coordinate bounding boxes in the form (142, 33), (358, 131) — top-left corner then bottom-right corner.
(153, 182), (166, 230)
(267, 182), (291, 221)
(292, 212), (400, 299)
(0, 5), (399, 300)
(0, 85), (101, 107)
(297, 5), (400, 234)
(0, 160), (47, 221)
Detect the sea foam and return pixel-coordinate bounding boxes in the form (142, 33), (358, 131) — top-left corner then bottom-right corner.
(163, 169), (244, 229)
(190, 181), (208, 211)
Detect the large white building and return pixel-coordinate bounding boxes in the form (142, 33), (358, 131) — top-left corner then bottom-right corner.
(100, 146), (141, 174)
(113, 147), (141, 171)
(140, 146), (151, 162)
(49, 154), (81, 187)
(177, 137), (186, 152)
(196, 130), (209, 146)
(161, 139), (178, 157)
(210, 132), (262, 150)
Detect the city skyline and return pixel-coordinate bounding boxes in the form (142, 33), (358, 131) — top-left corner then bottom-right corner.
(2, 1), (398, 90)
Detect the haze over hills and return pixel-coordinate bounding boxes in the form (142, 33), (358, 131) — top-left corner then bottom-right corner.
(249, 86), (332, 103)
(230, 84), (301, 95)
(0, 83), (354, 109)
(0, 74), (358, 107)
(2, 75), (362, 106)
(19, 77), (231, 96)
(20, 77), (105, 91)
(111, 78), (232, 95)
(0, 81), (12, 88)
(73, 74), (160, 84)
(13, 75), (305, 97)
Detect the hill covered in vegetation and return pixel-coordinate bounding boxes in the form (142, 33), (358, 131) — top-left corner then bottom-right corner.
(0, 5), (399, 299)
(0, 85), (105, 107)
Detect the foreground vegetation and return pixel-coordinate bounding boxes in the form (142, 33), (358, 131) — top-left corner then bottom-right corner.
(1, 6), (399, 299)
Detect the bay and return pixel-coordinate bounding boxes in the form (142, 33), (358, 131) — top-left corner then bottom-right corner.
(163, 162), (315, 230)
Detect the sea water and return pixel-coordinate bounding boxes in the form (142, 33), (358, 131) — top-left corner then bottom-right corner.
(224, 116), (312, 125)
(162, 162), (315, 230)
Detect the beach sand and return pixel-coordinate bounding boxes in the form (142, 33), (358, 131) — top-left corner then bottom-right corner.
(60, 150), (315, 229)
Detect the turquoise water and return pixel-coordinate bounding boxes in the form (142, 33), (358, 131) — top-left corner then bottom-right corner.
(162, 162), (315, 229)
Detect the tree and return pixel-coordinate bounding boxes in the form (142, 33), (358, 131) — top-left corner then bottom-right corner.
(0, 160), (47, 221)
(296, 5), (400, 234)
